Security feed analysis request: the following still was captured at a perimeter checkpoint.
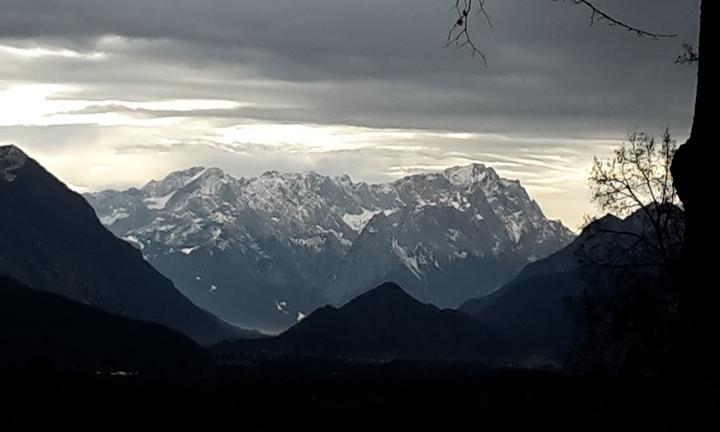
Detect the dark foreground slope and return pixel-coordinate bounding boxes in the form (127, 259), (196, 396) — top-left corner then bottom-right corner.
(1, 362), (711, 431)
(461, 208), (683, 363)
(0, 276), (208, 373)
(215, 283), (514, 362)
(0, 145), (242, 344)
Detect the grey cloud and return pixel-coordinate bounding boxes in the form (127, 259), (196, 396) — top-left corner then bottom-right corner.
(0, 0), (701, 225)
(1, 0), (699, 131)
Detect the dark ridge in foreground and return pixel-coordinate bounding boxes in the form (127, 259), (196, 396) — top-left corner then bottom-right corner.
(0, 276), (209, 373)
(0, 145), (244, 344)
(215, 282), (516, 363)
(460, 208), (684, 362)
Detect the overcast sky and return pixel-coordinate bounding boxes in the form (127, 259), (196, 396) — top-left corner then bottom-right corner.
(0, 0), (699, 227)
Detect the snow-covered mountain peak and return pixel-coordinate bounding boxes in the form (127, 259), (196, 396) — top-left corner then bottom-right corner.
(259, 170), (283, 179)
(90, 163), (572, 247)
(336, 174), (353, 185)
(442, 163), (498, 189)
(142, 166), (209, 196)
(254, 170), (328, 192)
(189, 167), (232, 188)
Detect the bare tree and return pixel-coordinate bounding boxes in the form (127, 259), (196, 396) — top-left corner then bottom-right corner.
(567, 130), (684, 374)
(587, 129), (683, 270)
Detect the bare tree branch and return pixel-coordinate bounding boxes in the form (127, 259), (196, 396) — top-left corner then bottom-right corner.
(448, 0), (677, 61)
(446, 0), (489, 65)
(588, 129), (682, 271)
(560, 0), (677, 40)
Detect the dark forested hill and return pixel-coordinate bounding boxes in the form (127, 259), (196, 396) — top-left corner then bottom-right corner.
(215, 282), (514, 362)
(461, 208), (683, 363)
(0, 276), (209, 373)
(0, 145), (244, 344)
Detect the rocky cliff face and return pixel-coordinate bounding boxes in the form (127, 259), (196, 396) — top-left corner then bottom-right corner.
(87, 163), (574, 332)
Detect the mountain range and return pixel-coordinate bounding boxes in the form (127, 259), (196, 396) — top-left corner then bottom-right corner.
(216, 208), (680, 365)
(0, 144), (678, 368)
(87, 163), (574, 331)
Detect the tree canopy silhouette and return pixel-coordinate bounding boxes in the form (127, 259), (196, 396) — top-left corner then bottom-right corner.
(588, 129), (682, 269)
(568, 131), (684, 375)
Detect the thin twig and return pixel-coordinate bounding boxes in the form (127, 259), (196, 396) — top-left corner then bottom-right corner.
(448, 0), (677, 61)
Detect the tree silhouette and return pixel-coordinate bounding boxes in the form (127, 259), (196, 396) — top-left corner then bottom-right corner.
(667, 2), (717, 372)
(587, 129), (683, 270)
(567, 131), (684, 374)
(448, 0), (717, 371)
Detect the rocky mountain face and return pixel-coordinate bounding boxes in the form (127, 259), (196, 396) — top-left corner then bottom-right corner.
(87, 163), (574, 332)
(0, 145), (242, 345)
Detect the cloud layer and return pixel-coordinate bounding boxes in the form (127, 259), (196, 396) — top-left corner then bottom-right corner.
(0, 0), (700, 226)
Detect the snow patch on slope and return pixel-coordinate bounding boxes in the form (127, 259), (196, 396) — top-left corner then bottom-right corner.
(144, 192), (174, 210)
(391, 237), (423, 280)
(100, 208), (129, 225)
(122, 235), (144, 250)
(180, 246), (199, 255)
(342, 208), (381, 232)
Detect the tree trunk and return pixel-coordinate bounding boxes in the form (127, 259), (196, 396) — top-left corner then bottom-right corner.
(671, 0), (718, 369)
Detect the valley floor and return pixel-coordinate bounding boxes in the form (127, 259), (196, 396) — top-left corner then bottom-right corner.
(2, 361), (717, 431)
